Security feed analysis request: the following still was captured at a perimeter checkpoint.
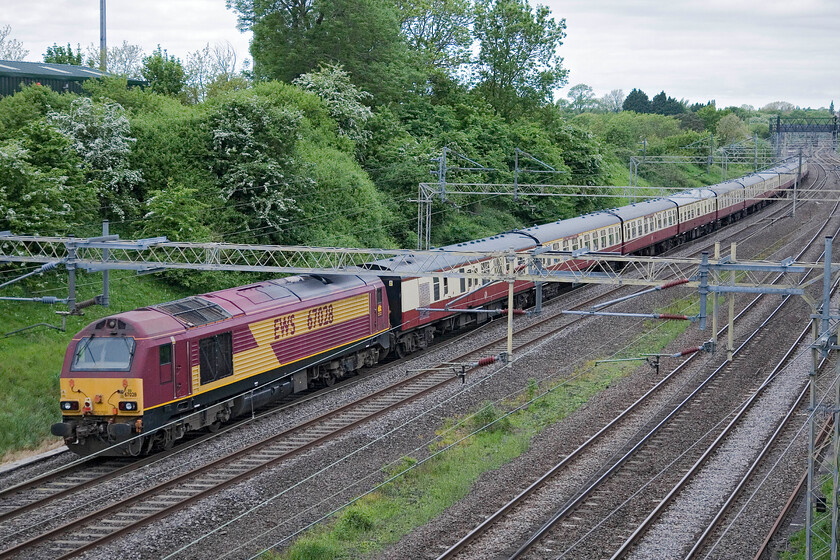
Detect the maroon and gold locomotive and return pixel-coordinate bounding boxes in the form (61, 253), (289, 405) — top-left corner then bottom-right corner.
(52, 274), (390, 455)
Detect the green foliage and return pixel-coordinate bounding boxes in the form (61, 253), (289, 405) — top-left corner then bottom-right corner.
(473, 0), (568, 117)
(0, 84), (72, 140)
(650, 90), (685, 115)
(715, 113), (749, 146)
(470, 401), (512, 433)
(337, 507), (374, 534)
(567, 83), (596, 113)
(695, 103), (726, 132)
(293, 64), (373, 144)
(208, 92), (307, 242)
(383, 455), (419, 478)
(0, 138), (94, 234)
(236, 0), (413, 102)
(623, 88), (651, 113)
(399, 0), (473, 72)
(83, 76), (163, 114)
(141, 47), (187, 97)
(48, 97), (143, 220)
(295, 142), (395, 247)
(43, 43), (83, 65)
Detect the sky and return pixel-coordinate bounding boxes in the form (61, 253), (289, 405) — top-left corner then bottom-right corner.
(3, 0), (838, 110)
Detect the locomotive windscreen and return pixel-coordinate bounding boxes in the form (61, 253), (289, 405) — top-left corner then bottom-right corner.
(70, 336), (136, 372)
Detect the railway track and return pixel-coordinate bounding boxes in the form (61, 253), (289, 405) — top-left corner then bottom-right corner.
(436, 157), (839, 560)
(0, 159), (827, 559)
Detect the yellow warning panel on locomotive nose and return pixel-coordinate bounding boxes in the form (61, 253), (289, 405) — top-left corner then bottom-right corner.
(59, 378), (143, 416)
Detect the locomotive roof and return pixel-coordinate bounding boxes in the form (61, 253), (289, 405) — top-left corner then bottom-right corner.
(81, 274), (378, 339)
(208, 274), (376, 315)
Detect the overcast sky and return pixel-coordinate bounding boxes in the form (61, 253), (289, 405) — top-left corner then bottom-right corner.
(4, 0), (837, 110)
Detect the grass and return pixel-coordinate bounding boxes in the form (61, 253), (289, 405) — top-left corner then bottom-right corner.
(0, 268), (192, 460)
(781, 476), (833, 559)
(268, 299), (698, 559)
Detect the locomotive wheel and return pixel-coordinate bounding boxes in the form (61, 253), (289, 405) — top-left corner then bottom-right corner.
(324, 374), (336, 387)
(125, 436), (146, 457)
(206, 421), (222, 433)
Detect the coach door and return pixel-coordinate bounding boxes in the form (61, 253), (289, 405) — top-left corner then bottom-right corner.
(174, 340), (192, 398)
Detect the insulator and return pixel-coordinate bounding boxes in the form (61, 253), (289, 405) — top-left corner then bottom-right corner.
(477, 356), (497, 367)
(659, 278), (690, 290)
(658, 313), (689, 320)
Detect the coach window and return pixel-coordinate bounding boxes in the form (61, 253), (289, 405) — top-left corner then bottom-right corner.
(459, 269), (466, 292)
(443, 277), (449, 296)
(199, 333), (233, 385)
(159, 344), (173, 384)
(433, 277), (440, 300)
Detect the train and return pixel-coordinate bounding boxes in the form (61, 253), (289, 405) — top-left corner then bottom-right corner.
(52, 160), (808, 455)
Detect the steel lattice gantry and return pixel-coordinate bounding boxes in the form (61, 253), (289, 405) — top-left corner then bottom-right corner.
(0, 232), (830, 295)
(771, 115), (840, 156)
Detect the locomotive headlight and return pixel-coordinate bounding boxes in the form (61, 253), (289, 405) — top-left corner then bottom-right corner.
(60, 401), (80, 411)
(118, 401), (138, 411)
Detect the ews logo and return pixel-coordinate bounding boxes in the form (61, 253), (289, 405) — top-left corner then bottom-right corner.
(273, 315), (296, 339)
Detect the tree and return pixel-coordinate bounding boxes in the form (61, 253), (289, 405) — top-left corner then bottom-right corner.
(141, 47), (187, 97)
(293, 64), (373, 143)
(185, 42), (242, 103)
(43, 43), (83, 66)
(85, 41), (145, 78)
(566, 83), (595, 113)
(473, 0), (568, 117)
(0, 25), (28, 61)
(208, 94), (311, 242)
(622, 88), (651, 113)
(830, 100), (835, 114)
(600, 89), (624, 113)
(761, 101), (795, 113)
(399, 0), (472, 72)
(650, 90), (684, 116)
(715, 113), (748, 146)
(48, 98), (143, 220)
(230, 0), (411, 102)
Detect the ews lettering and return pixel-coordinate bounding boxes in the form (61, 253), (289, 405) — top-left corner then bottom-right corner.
(273, 315), (296, 339)
(307, 304), (334, 330)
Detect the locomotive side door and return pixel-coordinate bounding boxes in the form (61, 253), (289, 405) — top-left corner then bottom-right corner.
(174, 340), (192, 398)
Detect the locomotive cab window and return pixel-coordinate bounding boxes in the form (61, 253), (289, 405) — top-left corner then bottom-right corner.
(71, 337), (136, 372)
(199, 332), (233, 385)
